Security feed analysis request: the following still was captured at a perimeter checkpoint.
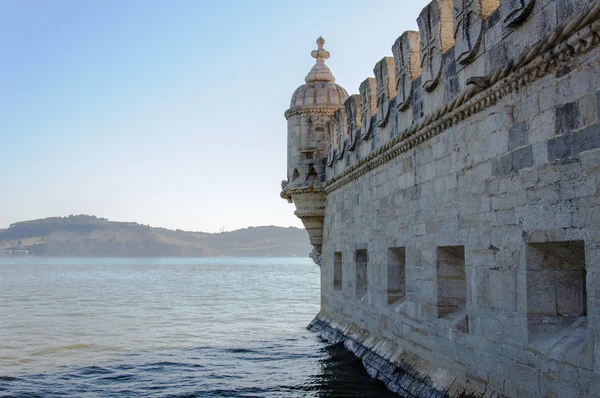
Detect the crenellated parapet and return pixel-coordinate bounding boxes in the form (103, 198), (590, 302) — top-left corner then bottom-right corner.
(323, 0), (600, 189)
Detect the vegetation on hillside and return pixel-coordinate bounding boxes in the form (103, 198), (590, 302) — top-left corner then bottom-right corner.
(0, 215), (310, 257)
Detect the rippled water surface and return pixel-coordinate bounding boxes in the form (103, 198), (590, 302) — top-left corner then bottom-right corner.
(0, 257), (396, 397)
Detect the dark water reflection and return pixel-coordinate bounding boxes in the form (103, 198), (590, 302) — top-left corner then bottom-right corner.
(0, 338), (398, 397)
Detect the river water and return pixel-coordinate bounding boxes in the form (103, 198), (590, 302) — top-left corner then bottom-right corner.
(0, 257), (396, 397)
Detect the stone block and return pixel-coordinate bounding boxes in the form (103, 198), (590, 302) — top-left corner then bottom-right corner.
(528, 109), (555, 144)
(556, 101), (581, 135)
(492, 153), (513, 177)
(512, 145), (534, 171)
(573, 124), (600, 155)
(580, 147), (600, 172)
(547, 134), (573, 160)
(531, 142), (549, 166)
(508, 121), (528, 151)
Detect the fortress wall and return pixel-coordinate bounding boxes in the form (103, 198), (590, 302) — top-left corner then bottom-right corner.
(327, 0), (595, 183)
(314, 0), (600, 396)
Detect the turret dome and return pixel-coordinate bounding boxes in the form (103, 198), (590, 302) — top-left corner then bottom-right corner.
(289, 37), (348, 109)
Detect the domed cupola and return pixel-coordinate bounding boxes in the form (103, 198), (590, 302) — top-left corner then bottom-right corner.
(289, 37), (348, 108)
(281, 37), (347, 266)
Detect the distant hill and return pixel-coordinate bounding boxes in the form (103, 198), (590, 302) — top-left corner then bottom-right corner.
(0, 215), (310, 257)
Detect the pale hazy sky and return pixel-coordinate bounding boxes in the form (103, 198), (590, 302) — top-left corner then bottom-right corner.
(0, 0), (430, 232)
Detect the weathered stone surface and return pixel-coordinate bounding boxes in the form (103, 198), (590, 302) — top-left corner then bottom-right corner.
(326, 119), (336, 167)
(501, 0), (536, 27)
(418, 0), (454, 91)
(334, 108), (347, 160)
(392, 31), (421, 111)
(454, 0), (500, 64)
(374, 57), (397, 128)
(359, 78), (377, 140)
(345, 95), (361, 151)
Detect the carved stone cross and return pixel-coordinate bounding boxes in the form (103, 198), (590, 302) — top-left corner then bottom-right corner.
(326, 119), (336, 167)
(418, 0), (454, 91)
(334, 108), (347, 160)
(392, 31), (421, 111)
(359, 78), (377, 140)
(454, 0), (482, 64)
(374, 57), (396, 127)
(454, 0), (499, 64)
(345, 95), (361, 151)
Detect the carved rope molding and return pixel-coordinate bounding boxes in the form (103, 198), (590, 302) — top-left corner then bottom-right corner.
(284, 105), (343, 119)
(323, 0), (600, 194)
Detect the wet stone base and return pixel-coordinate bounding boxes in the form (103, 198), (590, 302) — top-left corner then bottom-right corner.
(308, 316), (504, 398)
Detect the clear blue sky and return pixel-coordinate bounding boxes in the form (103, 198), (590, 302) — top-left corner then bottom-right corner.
(0, 0), (429, 232)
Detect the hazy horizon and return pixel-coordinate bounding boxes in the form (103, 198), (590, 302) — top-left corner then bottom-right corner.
(1, 0), (429, 232)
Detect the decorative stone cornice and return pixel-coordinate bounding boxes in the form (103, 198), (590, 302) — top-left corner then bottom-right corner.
(294, 209), (326, 218)
(323, 0), (600, 194)
(281, 185), (325, 198)
(284, 104), (343, 120)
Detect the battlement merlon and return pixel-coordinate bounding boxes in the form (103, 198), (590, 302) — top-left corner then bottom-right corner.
(322, 0), (600, 188)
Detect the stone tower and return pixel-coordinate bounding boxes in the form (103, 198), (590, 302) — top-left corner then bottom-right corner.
(281, 37), (348, 265)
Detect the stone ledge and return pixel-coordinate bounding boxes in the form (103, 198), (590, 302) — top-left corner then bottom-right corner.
(308, 314), (505, 398)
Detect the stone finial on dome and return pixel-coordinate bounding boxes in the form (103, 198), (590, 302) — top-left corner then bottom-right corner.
(305, 37), (336, 83)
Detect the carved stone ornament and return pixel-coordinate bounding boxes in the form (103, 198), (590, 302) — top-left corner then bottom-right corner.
(359, 78), (377, 140)
(454, 0), (499, 65)
(392, 31), (422, 111)
(305, 36), (335, 83)
(502, 0), (535, 27)
(326, 119), (336, 167)
(345, 95), (361, 151)
(334, 108), (347, 160)
(309, 248), (322, 266)
(373, 57), (397, 128)
(418, 0), (454, 91)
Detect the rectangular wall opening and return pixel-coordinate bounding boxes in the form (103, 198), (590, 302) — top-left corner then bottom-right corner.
(355, 249), (368, 300)
(333, 252), (342, 291)
(387, 247), (406, 304)
(526, 241), (586, 341)
(300, 150), (314, 160)
(436, 246), (466, 318)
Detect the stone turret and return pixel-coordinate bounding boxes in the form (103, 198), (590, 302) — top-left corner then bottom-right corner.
(281, 37), (348, 265)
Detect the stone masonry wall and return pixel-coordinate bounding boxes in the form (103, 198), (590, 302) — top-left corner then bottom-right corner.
(314, 0), (600, 396)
